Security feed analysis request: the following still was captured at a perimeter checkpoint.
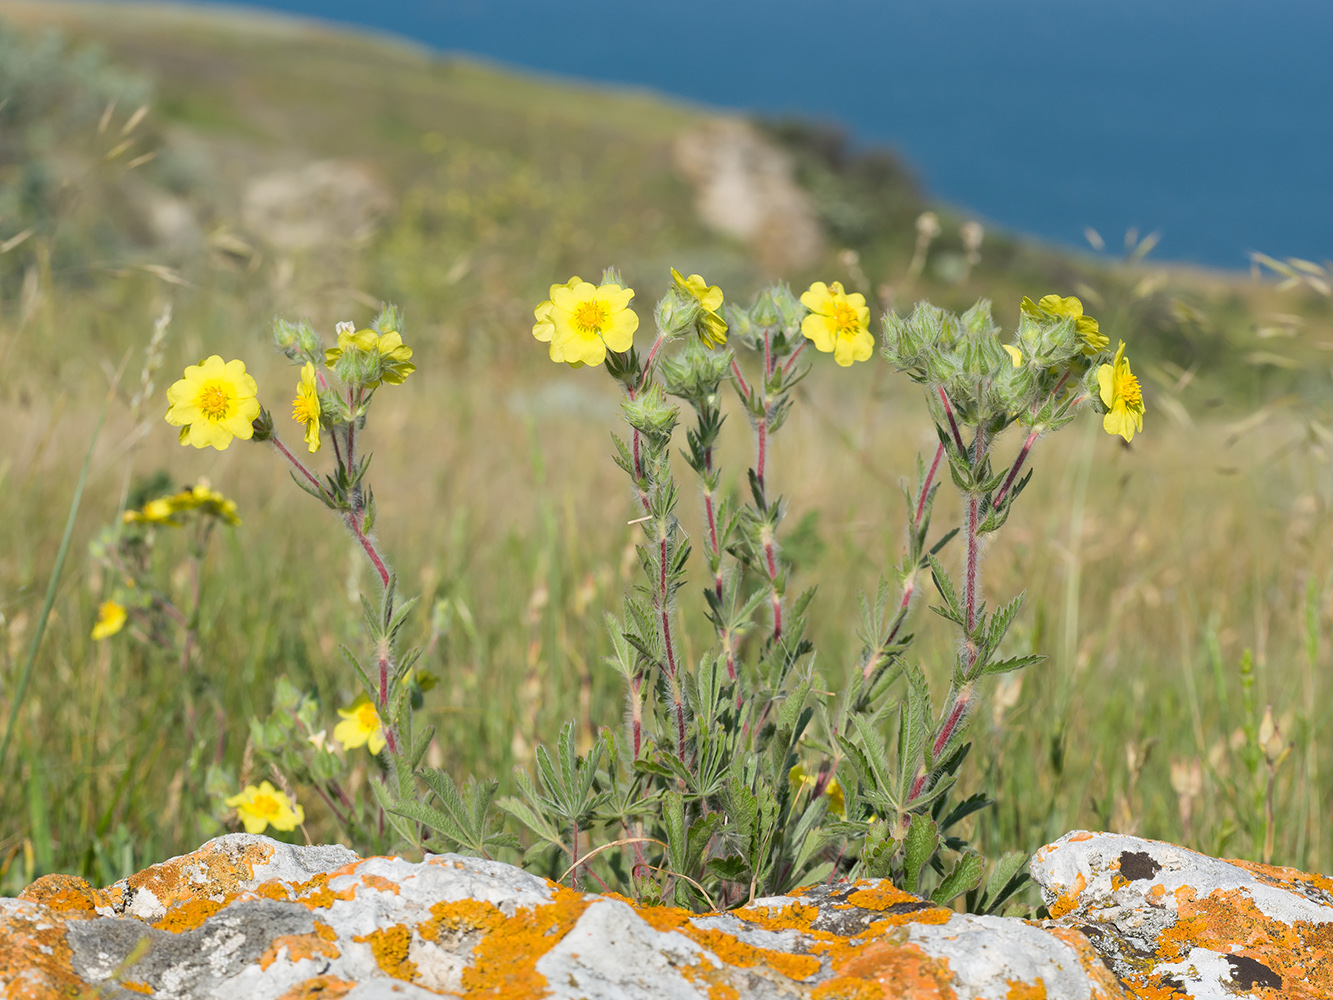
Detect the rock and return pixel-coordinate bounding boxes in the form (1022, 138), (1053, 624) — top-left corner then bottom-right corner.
(241, 159), (392, 251)
(672, 118), (825, 275)
(1, 833), (1126, 999)
(5, 830), (1330, 998)
(1032, 829), (1333, 998)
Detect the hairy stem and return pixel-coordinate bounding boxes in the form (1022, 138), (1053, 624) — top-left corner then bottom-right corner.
(995, 427), (1039, 508)
(936, 386), (966, 454)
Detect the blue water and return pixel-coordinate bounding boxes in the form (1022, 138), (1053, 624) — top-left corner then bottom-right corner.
(159, 0), (1332, 268)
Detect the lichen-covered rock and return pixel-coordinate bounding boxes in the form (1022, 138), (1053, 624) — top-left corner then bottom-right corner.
(0, 833), (1126, 999)
(1032, 830), (1333, 999)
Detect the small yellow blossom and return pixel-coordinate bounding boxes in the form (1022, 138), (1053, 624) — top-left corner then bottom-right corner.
(532, 277), (585, 368)
(1021, 294), (1109, 355)
(334, 695), (386, 755)
(291, 362), (322, 453)
(324, 322), (416, 386)
(799, 281), (873, 366)
(91, 600), (126, 640)
(1002, 344), (1023, 367)
(123, 496), (178, 526)
(670, 267), (727, 348)
(165, 356), (261, 451)
(788, 764), (845, 818)
(547, 278), (639, 367)
(163, 482), (242, 528)
(1098, 340), (1145, 442)
(225, 781), (304, 834)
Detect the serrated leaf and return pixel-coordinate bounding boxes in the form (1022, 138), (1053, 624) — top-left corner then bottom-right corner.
(931, 850), (986, 905)
(903, 813), (939, 894)
(981, 653), (1043, 677)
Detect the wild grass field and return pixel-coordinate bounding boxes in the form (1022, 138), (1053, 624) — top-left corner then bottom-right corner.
(2, 1), (1333, 896)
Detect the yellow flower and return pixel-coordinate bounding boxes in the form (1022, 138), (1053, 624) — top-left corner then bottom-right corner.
(91, 600), (126, 640)
(373, 330), (416, 386)
(165, 356), (261, 451)
(670, 267), (727, 348)
(1021, 294), (1109, 356)
(225, 781), (304, 834)
(123, 496), (179, 526)
(788, 764), (845, 818)
(334, 695), (386, 755)
(548, 278), (639, 367)
(165, 481), (241, 526)
(532, 277), (585, 368)
(799, 281), (873, 366)
(324, 322), (416, 386)
(1002, 344), (1023, 368)
(291, 362), (322, 453)
(1098, 340), (1145, 442)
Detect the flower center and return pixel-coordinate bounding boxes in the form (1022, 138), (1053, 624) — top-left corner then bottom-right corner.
(1116, 369), (1143, 408)
(197, 381), (233, 420)
(831, 303), (859, 336)
(252, 792), (280, 819)
(292, 391), (319, 425)
(572, 300), (607, 335)
(355, 703), (380, 731)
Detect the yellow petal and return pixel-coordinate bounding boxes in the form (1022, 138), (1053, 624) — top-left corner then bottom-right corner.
(1097, 363), (1115, 408)
(801, 313), (837, 353)
(1003, 344), (1022, 367)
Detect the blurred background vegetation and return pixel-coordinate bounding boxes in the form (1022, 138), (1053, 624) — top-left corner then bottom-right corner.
(3, 1), (1333, 893)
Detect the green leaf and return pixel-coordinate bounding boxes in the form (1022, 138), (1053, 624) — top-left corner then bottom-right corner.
(706, 855), (750, 882)
(931, 850), (986, 905)
(980, 851), (1030, 915)
(980, 653), (1043, 677)
(903, 813), (939, 895)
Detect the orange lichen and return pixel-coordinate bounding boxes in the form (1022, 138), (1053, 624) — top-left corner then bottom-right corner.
(287, 872), (357, 910)
(844, 882), (922, 910)
(1047, 872), (1087, 919)
(259, 923), (341, 971)
(417, 896), (507, 944)
(16, 872), (112, 916)
(358, 873), (401, 895)
(454, 885), (592, 998)
(257, 881), (294, 902)
(1069, 832), (1094, 842)
(832, 938), (957, 999)
(0, 905), (85, 1000)
(120, 837), (274, 911)
(811, 977), (886, 999)
(353, 923), (418, 981)
(154, 896), (226, 932)
(1112, 875), (1130, 891)
(689, 926), (820, 981)
(119, 980), (154, 994)
(274, 975), (358, 999)
(1005, 978), (1048, 999)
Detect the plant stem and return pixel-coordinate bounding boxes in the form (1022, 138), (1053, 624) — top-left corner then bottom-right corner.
(915, 443), (945, 526)
(270, 434), (335, 506)
(995, 427), (1039, 508)
(936, 386), (966, 454)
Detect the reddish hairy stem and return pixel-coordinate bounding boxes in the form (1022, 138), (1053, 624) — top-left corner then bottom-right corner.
(638, 334), (666, 390)
(271, 435), (332, 503)
(932, 687), (972, 760)
(995, 428), (1039, 508)
(781, 340), (807, 378)
(730, 357), (751, 402)
(936, 386), (966, 454)
(915, 442), (945, 525)
(756, 421), (767, 498)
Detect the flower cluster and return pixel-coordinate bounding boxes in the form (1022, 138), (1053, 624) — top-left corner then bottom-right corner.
(123, 480), (241, 527)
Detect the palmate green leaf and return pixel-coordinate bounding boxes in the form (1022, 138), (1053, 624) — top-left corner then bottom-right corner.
(931, 850), (986, 905)
(706, 855), (750, 883)
(903, 813), (940, 895)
